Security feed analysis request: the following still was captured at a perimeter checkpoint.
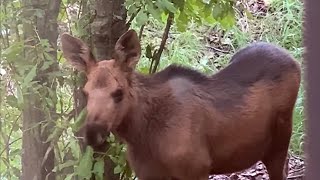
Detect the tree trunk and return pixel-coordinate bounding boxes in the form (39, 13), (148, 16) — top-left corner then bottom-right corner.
(90, 0), (127, 179)
(91, 0), (128, 60)
(21, 0), (61, 180)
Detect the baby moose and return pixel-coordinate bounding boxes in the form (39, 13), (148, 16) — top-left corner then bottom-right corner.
(60, 29), (301, 180)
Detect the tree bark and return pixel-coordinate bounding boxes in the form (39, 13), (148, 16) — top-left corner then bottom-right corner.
(91, 0), (128, 60)
(90, 0), (127, 179)
(21, 0), (61, 180)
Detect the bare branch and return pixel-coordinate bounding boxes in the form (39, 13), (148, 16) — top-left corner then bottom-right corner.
(138, 23), (145, 41)
(151, 12), (174, 74)
(0, 113), (22, 157)
(0, 137), (22, 157)
(126, 7), (142, 28)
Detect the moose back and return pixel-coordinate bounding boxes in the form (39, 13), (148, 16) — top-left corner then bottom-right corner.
(61, 30), (301, 180)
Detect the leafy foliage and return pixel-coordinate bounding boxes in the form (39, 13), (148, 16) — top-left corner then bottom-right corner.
(126, 0), (235, 31)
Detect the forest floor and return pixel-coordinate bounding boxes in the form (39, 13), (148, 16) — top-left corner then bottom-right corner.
(209, 153), (305, 180)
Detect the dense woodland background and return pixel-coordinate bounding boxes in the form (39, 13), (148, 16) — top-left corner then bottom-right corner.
(0, 0), (304, 179)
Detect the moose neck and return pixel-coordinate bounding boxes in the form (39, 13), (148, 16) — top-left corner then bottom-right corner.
(114, 71), (172, 146)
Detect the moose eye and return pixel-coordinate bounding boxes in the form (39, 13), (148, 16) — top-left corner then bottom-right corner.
(111, 89), (123, 103)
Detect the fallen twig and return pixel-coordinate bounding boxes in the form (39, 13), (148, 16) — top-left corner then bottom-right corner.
(289, 167), (305, 175)
(205, 45), (230, 54)
(288, 173), (305, 179)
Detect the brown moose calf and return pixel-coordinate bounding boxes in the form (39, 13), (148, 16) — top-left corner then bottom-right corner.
(61, 30), (301, 180)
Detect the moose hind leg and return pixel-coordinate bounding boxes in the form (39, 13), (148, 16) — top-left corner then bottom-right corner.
(263, 149), (289, 180)
(262, 112), (292, 180)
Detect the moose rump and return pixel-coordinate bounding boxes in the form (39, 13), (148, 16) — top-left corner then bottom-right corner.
(60, 29), (301, 180)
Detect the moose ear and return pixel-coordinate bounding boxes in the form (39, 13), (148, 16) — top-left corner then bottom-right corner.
(60, 33), (96, 72)
(114, 30), (141, 71)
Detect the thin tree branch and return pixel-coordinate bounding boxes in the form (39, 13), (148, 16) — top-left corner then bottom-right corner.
(0, 137), (22, 156)
(126, 7), (142, 28)
(151, 12), (174, 74)
(205, 45), (230, 53)
(0, 113), (22, 157)
(148, 49), (157, 74)
(78, 0), (83, 20)
(138, 23), (145, 41)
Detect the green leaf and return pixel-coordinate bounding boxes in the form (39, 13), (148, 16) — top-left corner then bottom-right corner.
(219, 11), (235, 29)
(34, 9), (45, 18)
(39, 39), (50, 48)
(137, 66), (149, 74)
(53, 160), (77, 172)
(135, 11), (149, 27)
(212, 4), (223, 19)
(45, 127), (62, 143)
(6, 95), (18, 108)
(146, 1), (162, 21)
(156, 0), (177, 13)
(70, 139), (81, 160)
(118, 152), (126, 164)
(10, 149), (21, 157)
(43, 52), (55, 64)
(161, 12), (169, 23)
(1, 157), (10, 167)
(21, 64), (37, 89)
(114, 165), (122, 174)
(2, 41), (24, 62)
(108, 155), (118, 163)
(204, 15), (216, 24)
(244, 9), (254, 19)
(16, 85), (24, 107)
(93, 158), (104, 180)
(176, 11), (189, 32)
(65, 173), (74, 180)
(72, 108), (87, 132)
(76, 146), (94, 179)
(45, 97), (55, 108)
(203, 4), (212, 18)
(127, 3), (138, 16)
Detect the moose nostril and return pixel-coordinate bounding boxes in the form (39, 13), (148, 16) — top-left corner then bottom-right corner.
(85, 122), (110, 152)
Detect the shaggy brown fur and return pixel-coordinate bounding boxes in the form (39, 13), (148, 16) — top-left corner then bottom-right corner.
(60, 29), (301, 180)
